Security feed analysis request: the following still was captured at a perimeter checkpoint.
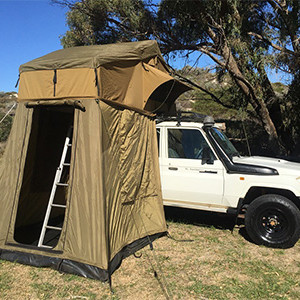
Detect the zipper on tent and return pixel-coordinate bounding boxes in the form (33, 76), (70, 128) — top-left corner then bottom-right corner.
(53, 69), (57, 97)
(94, 68), (100, 96)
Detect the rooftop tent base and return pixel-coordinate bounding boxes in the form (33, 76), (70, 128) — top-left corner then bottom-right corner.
(0, 232), (166, 281)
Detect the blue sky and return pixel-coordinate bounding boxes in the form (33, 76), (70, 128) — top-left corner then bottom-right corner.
(0, 0), (290, 93)
(0, 0), (68, 92)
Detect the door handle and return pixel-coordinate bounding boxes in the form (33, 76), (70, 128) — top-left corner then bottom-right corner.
(168, 167), (178, 171)
(199, 170), (217, 174)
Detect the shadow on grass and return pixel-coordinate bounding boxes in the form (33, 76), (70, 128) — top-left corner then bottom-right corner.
(164, 206), (254, 244)
(164, 206), (236, 230)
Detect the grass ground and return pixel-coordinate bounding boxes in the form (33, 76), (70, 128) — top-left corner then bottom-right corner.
(0, 207), (299, 300)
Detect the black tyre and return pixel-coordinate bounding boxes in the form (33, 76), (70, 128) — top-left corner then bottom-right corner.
(245, 194), (300, 248)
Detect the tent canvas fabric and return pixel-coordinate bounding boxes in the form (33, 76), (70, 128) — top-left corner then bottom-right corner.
(0, 40), (189, 280)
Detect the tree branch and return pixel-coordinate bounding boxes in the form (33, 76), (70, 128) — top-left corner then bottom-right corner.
(197, 46), (225, 67)
(248, 32), (295, 56)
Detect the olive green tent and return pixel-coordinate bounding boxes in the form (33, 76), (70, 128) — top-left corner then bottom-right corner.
(0, 40), (189, 281)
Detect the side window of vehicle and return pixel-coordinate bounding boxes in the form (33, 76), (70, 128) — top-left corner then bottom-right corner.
(156, 128), (160, 156)
(167, 128), (216, 160)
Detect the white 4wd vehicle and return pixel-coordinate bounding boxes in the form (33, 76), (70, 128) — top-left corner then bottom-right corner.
(156, 113), (300, 248)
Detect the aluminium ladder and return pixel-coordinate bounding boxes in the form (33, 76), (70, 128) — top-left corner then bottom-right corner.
(37, 128), (72, 248)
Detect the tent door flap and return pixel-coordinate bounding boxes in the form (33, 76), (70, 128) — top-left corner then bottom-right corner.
(37, 126), (73, 248)
(13, 106), (74, 249)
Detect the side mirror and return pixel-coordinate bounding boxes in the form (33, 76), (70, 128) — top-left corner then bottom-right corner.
(202, 147), (214, 165)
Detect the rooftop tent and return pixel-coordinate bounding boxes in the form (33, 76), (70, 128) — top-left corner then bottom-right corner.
(0, 40), (190, 281)
(18, 40), (189, 113)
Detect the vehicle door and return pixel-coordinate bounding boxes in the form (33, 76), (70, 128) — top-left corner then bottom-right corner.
(160, 126), (225, 209)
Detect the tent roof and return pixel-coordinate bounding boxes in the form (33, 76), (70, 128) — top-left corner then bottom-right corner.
(19, 40), (166, 73)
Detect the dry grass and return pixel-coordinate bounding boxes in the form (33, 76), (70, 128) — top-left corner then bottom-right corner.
(1, 207), (300, 299)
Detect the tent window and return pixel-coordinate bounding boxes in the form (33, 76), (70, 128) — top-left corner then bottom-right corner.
(14, 106), (74, 248)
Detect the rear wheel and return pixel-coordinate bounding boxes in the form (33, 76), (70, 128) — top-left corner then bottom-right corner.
(245, 194), (300, 248)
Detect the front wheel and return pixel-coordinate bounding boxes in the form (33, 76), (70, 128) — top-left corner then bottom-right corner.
(245, 194), (300, 248)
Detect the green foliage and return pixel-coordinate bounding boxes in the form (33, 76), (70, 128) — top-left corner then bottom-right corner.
(0, 114), (12, 143)
(0, 93), (17, 144)
(60, 0), (152, 47)
(192, 90), (239, 120)
(285, 73), (300, 144)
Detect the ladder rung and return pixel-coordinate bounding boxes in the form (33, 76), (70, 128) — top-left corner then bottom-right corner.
(39, 245), (53, 249)
(51, 204), (66, 208)
(63, 163), (70, 166)
(56, 183), (69, 187)
(67, 144), (72, 147)
(46, 225), (62, 231)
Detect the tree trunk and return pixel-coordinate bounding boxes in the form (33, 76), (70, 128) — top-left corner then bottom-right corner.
(219, 43), (282, 152)
(205, 21), (282, 152)
(258, 67), (295, 153)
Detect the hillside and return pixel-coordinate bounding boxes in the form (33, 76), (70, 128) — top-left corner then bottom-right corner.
(175, 66), (287, 119)
(174, 67), (290, 157)
(0, 92), (17, 157)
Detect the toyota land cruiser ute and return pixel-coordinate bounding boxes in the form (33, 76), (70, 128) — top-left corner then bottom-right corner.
(156, 113), (300, 248)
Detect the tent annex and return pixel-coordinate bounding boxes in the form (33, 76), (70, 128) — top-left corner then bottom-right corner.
(0, 40), (190, 281)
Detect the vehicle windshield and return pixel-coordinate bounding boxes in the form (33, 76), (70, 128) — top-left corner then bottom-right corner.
(210, 127), (240, 159)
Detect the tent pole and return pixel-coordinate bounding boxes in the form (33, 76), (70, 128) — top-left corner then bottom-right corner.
(0, 102), (16, 125)
(108, 265), (113, 293)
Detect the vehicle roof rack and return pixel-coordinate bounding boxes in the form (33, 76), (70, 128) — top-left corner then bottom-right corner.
(156, 111), (207, 125)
